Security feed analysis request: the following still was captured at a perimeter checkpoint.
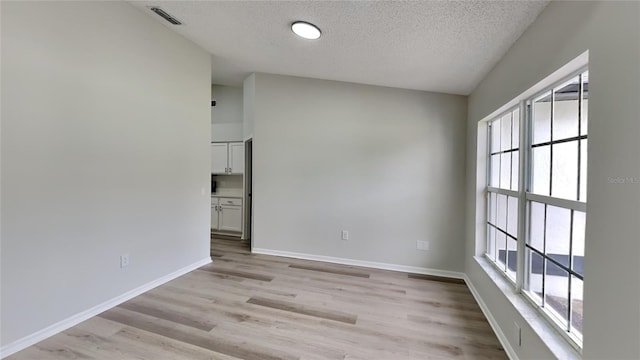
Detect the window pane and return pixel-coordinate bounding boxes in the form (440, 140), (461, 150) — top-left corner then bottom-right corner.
(579, 139), (588, 201)
(553, 76), (580, 141)
(501, 113), (512, 152)
(507, 238), (517, 280)
(529, 202), (545, 251)
(533, 93), (551, 144)
(512, 108), (520, 149)
(496, 231), (507, 271)
(500, 153), (511, 189)
(532, 145), (551, 196)
(511, 150), (519, 191)
(490, 154), (500, 187)
(489, 192), (497, 224)
(571, 275), (584, 337)
(572, 211), (586, 277)
(526, 248), (544, 305)
(581, 72), (589, 136)
(507, 196), (518, 238)
(487, 225), (496, 261)
(545, 261), (569, 327)
(552, 141), (579, 200)
(546, 205), (571, 268)
(497, 194), (507, 230)
(491, 119), (501, 153)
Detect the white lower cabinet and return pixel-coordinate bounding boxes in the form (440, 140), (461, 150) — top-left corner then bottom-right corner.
(219, 204), (242, 232)
(211, 201), (220, 230)
(211, 197), (242, 233)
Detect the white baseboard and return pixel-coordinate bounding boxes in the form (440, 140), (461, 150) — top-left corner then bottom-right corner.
(0, 257), (212, 359)
(252, 247), (465, 279)
(464, 274), (518, 360)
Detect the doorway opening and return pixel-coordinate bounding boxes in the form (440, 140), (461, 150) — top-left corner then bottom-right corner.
(243, 138), (253, 250)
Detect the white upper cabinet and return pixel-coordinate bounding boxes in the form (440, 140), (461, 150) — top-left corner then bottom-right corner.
(211, 142), (244, 175)
(211, 143), (228, 174)
(228, 142), (245, 174)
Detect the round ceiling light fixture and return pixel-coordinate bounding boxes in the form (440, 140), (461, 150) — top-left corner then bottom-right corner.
(291, 21), (321, 40)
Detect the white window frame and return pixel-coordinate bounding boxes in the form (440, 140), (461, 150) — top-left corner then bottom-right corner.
(485, 106), (521, 284)
(482, 66), (588, 351)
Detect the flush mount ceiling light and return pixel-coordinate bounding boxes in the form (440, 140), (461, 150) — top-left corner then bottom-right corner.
(291, 21), (321, 40)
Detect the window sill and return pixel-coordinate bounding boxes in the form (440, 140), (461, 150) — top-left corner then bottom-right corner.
(473, 256), (581, 360)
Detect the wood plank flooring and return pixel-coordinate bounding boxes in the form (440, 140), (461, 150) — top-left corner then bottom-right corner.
(8, 238), (506, 360)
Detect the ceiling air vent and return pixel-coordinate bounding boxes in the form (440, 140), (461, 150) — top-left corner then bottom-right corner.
(149, 7), (182, 25)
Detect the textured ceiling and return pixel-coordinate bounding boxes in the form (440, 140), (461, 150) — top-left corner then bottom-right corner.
(129, 1), (549, 95)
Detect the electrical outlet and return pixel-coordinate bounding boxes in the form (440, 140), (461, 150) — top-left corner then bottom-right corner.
(120, 254), (130, 268)
(514, 322), (522, 347)
(341, 230), (349, 240)
(417, 240), (430, 251)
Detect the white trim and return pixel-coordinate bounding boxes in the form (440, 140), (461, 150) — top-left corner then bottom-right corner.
(472, 256), (581, 360)
(464, 274), (519, 360)
(527, 65), (590, 106)
(486, 106), (520, 125)
(252, 248), (465, 279)
(483, 253), (517, 287)
(487, 186), (519, 198)
(475, 52), (589, 360)
(479, 51), (589, 124)
(525, 193), (586, 212)
(0, 257), (212, 359)
(516, 100), (528, 292)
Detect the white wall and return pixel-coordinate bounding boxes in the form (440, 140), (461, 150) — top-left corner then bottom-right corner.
(252, 73), (467, 272)
(465, 1), (640, 359)
(243, 74), (256, 140)
(211, 123), (242, 142)
(1, 1), (211, 348)
(211, 85), (243, 141)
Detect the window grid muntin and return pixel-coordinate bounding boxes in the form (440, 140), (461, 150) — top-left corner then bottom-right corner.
(525, 242), (584, 281)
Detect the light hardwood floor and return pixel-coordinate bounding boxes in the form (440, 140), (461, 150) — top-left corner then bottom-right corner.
(8, 238), (506, 360)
